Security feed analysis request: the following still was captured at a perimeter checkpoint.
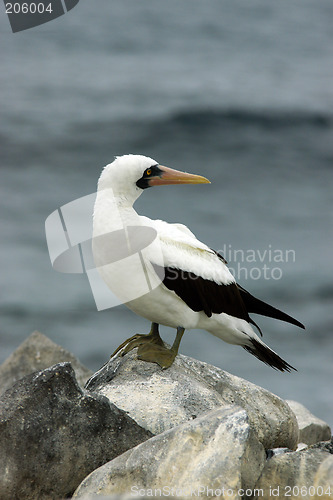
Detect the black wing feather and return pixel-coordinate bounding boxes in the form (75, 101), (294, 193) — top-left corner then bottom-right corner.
(237, 284), (305, 329)
(152, 264), (250, 321)
(152, 263), (304, 331)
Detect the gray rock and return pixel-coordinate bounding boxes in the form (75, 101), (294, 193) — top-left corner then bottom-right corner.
(287, 400), (331, 445)
(266, 447), (293, 458)
(75, 496), (183, 500)
(314, 454), (333, 492)
(74, 406), (266, 499)
(86, 349), (298, 450)
(184, 356), (299, 450)
(0, 362), (152, 500)
(0, 331), (92, 394)
(296, 442), (309, 451)
(86, 350), (225, 435)
(254, 439), (333, 499)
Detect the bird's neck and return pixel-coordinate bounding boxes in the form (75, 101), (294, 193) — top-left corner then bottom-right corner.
(93, 189), (141, 237)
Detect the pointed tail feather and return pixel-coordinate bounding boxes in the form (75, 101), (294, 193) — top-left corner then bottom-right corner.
(238, 285), (305, 329)
(243, 337), (296, 372)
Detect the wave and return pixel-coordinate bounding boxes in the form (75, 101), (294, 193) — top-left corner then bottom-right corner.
(68, 107), (333, 140)
(3, 106), (332, 171)
(163, 108), (333, 129)
(64, 106), (333, 156)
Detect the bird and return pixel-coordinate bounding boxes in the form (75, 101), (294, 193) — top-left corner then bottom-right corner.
(92, 154), (304, 371)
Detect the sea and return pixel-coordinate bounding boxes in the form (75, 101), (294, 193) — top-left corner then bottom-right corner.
(1, 0), (333, 427)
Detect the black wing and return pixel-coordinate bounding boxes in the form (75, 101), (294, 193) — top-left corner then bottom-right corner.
(152, 263), (304, 331)
(237, 284), (305, 329)
(152, 264), (250, 321)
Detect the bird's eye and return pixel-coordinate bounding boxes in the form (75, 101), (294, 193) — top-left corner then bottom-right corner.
(146, 169), (152, 176)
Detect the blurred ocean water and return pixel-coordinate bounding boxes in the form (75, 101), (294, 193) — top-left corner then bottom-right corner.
(1, 0), (332, 425)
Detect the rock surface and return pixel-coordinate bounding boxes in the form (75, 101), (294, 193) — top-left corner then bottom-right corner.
(287, 399), (331, 445)
(74, 496), (177, 500)
(0, 333), (331, 500)
(0, 362), (152, 500)
(0, 330), (92, 394)
(314, 454), (333, 492)
(86, 349), (299, 450)
(74, 406), (265, 499)
(253, 439), (333, 499)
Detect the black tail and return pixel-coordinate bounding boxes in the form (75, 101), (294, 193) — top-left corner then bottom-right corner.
(243, 338), (296, 372)
(237, 284), (305, 330)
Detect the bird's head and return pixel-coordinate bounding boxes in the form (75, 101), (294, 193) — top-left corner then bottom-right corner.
(97, 154), (210, 204)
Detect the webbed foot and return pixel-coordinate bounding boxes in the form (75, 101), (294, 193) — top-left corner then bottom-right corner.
(111, 324), (185, 369)
(110, 322), (163, 358)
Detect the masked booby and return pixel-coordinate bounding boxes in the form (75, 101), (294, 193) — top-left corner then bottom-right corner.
(92, 154), (304, 371)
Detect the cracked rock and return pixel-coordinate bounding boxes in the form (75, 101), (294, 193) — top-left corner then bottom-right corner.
(0, 362), (152, 500)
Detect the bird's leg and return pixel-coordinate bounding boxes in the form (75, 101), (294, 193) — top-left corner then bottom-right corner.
(110, 322), (164, 359)
(171, 326), (185, 353)
(137, 326), (185, 370)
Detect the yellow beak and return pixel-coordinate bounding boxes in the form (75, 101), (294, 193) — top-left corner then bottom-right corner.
(149, 166), (210, 186)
